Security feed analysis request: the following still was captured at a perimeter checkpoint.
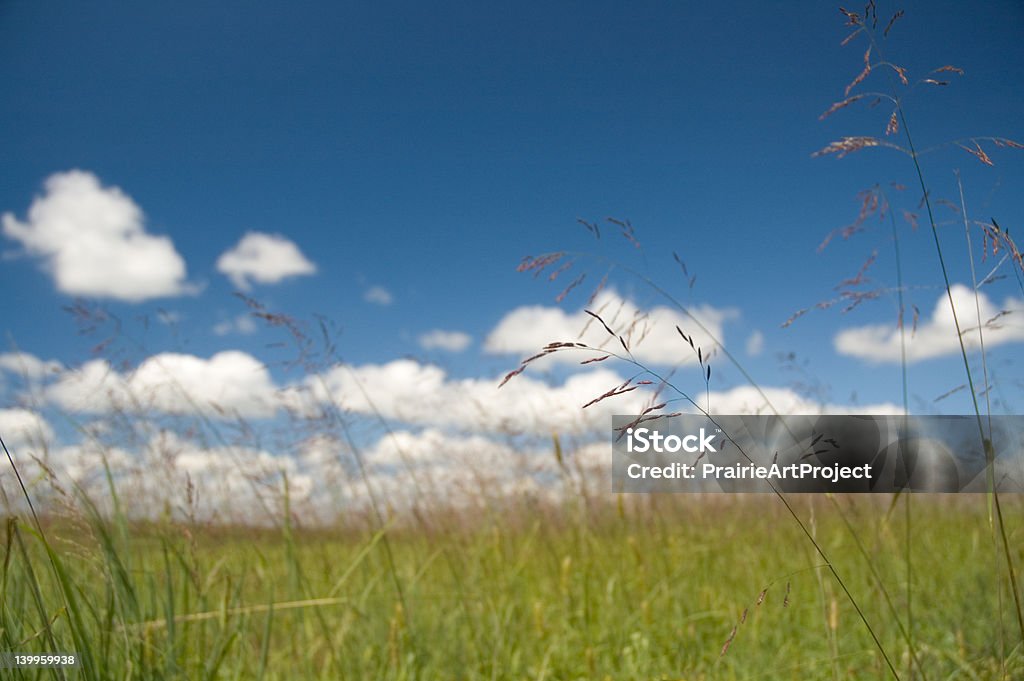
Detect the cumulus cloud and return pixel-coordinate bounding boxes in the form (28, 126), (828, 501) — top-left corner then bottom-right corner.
(32, 433), (309, 522)
(31, 374), (902, 519)
(364, 285), (393, 306)
(358, 428), (554, 504)
(40, 349), (653, 433)
(2, 170), (190, 301)
(34, 345), (904, 435)
(834, 285), (1024, 364)
(0, 408), (55, 450)
(19, 428), (557, 520)
(290, 359), (650, 436)
(363, 429), (539, 481)
(46, 351), (280, 418)
(216, 232), (317, 290)
(418, 329), (472, 352)
(5, 357), (910, 520)
(153, 431), (312, 509)
(0, 352), (62, 380)
(484, 290), (737, 366)
(695, 385), (902, 416)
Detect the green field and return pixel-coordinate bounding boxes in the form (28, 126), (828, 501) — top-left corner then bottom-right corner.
(2, 5), (1023, 680)
(3, 493), (1022, 680)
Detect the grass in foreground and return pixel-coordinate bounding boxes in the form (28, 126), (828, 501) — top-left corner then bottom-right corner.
(2, 494), (1022, 680)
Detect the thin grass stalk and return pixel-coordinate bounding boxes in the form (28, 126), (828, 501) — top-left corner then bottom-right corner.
(830, 495), (928, 680)
(839, 14), (1024, 648)
(0, 433), (78, 681)
(955, 172), (994, 431)
(884, 185), (917, 680)
(10, 520), (68, 681)
(884, 56), (1024, 649)
(955, 170), (1012, 676)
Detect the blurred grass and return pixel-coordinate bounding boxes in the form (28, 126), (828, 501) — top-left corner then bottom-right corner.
(3, 494), (1022, 680)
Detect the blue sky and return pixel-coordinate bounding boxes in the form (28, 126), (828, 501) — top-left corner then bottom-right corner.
(1, 1), (1023, 512)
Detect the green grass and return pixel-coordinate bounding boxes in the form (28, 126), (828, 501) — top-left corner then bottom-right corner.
(3, 494), (1022, 680)
(3, 9), (1022, 681)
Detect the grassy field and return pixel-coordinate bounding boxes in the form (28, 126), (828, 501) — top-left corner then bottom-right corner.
(3, 6), (1023, 680)
(3, 493), (1022, 680)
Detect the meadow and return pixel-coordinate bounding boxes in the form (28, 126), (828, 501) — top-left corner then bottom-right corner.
(2, 492), (1022, 680)
(3, 4), (1024, 680)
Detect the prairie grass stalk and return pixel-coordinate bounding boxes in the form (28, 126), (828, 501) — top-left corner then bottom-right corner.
(854, 6), (1024, 645)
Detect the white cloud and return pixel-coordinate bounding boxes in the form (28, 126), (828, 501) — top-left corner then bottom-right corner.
(484, 290), (737, 366)
(46, 351), (281, 418)
(51, 441), (134, 487)
(0, 408), (55, 450)
(25, 428), (557, 520)
(291, 359), (650, 436)
(153, 431), (311, 506)
(834, 285), (1024, 364)
(746, 330), (764, 357)
(37, 433), (310, 522)
(365, 428), (515, 471)
(38, 348), (651, 434)
(418, 329), (472, 352)
(2, 170), (190, 301)
(5, 370), (910, 521)
(364, 285), (393, 306)
(216, 232), (317, 290)
(43, 359), (129, 413)
(696, 385), (902, 416)
(0, 352), (62, 380)
(357, 428), (554, 505)
(213, 313), (258, 336)
(36, 346), (905, 435)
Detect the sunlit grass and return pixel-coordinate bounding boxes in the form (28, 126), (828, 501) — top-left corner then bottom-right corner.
(3, 494), (1022, 680)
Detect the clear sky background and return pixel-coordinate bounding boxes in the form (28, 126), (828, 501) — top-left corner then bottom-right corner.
(1, 1), (1023, 513)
